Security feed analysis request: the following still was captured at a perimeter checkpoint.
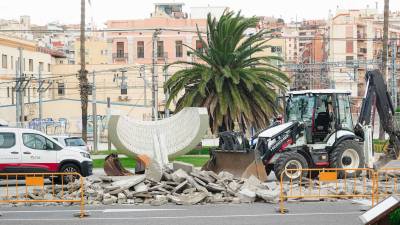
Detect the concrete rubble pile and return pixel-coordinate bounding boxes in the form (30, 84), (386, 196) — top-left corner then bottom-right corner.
(5, 162), (281, 206)
(81, 162), (283, 206)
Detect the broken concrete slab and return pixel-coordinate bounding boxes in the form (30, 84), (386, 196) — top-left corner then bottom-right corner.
(173, 161), (194, 173)
(186, 176), (209, 193)
(241, 175), (264, 192)
(193, 177), (207, 187)
(150, 195), (168, 206)
(145, 161), (163, 183)
(218, 171), (234, 181)
(110, 175), (146, 190)
(171, 169), (189, 183)
(238, 188), (256, 203)
(206, 183), (225, 192)
(168, 192), (208, 205)
(256, 189), (280, 203)
(134, 182), (149, 193)
(190, 171), (214, 184)
(172, 180), (188, 193)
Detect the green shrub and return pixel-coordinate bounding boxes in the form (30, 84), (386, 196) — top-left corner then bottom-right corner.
(390, 207), (400, 225)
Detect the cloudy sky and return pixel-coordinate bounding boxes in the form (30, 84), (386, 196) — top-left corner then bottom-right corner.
(1, 0), (400, 26)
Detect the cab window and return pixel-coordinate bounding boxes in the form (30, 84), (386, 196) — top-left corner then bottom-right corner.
(22, 133), (61, 150)
(0, 132), (16, 148)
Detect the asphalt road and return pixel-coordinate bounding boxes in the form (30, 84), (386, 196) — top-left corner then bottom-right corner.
(0, 201), (365, 225)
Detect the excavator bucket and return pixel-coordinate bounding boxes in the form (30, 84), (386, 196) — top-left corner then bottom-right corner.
(201, 150), (268, 181)
(104, 153), (133, 176)
(135, 154), (151, 174)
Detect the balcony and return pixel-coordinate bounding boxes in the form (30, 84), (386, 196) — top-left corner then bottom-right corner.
(112, 53), (128, 63)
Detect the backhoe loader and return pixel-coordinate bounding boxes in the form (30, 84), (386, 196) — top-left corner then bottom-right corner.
(202, 70), (400, 181)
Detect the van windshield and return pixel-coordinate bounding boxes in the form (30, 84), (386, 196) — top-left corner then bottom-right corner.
(65, 137), (86, 146)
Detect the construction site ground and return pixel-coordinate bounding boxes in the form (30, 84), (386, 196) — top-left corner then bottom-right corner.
(0, 201), (364, 225)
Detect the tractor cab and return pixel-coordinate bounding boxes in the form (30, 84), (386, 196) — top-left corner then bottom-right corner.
(286, 89), (353, 144)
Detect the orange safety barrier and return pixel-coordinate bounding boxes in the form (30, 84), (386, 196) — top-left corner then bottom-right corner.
(374, 168), (400, 203)
(279, 168), (375, 214)
(0, 172), (85, 218)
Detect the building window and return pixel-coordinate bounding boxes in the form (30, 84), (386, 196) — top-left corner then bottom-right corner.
(346, 56), (354, 67)
(346, 40), (353, 53)
(57, 83), (65, 96)
(29, 59), (33, 72)
(39, 62), (44, 72)
(271, 46), (282, 53)
(116, 42), (124, 57)
(48, 63), (51, 72)
(137, 41), (144, 58)
(176, 40), (183, 58)
(196, 40), (203, 52)
(10, 56), (13, 69)
(2, 54), (7, 69)
(157, 41), (164, 58)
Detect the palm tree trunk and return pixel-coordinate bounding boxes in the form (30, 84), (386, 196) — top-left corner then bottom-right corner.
(79, 0), (88, 142)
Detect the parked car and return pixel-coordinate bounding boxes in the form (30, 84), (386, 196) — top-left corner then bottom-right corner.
(0, 128), (92, 181)
(51, 135), (90, 152)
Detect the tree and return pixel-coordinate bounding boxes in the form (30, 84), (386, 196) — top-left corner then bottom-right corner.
(79, 0), (88, 141)
(164, 11), (288, 132)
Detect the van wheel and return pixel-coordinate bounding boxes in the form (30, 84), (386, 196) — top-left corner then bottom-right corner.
(58, 163), (81, 184)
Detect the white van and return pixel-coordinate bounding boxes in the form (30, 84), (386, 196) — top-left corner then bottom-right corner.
(0, 128), (92, 178)
(51, 135), (90, 152)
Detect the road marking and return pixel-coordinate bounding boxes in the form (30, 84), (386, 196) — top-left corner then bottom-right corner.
(103, 209), (186, 213)
(1, 208), (186, 214)
(0, 211), (362, 221)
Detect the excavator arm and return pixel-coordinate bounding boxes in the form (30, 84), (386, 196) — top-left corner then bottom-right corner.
(354, 69), (400, 159)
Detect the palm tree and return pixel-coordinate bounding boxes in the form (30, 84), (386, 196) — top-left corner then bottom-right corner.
(164, 11), (288, 132)
(79, 0), (88, 141)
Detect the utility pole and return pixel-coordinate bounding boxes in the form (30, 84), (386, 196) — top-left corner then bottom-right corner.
(139, 65), (147, 106)
(152, 29), (161, 121)
(79, 0), (88, 141)
(380, 0), (389, 139)
(163, 57), (170, 118)
(391, 39), (397, 108)
(38, 64), (43, 122)
(107, 97), (111, 151)
(15, 50), (21, 127)
(17, 47), (24, 128)
(92, 71), (98, 152)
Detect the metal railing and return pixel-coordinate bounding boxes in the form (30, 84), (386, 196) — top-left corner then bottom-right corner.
(279, 168), (375, 213)
(279, 167), (400, 214)
(0, 172), (85, 218)
(375, 168), (400, 203)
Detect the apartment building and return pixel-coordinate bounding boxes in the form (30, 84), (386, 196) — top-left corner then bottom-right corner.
(105, 3), (207, 65)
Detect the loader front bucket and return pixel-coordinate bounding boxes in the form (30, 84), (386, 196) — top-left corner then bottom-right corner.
(201, 150), (268, 181)
(104, 153), (134, 176)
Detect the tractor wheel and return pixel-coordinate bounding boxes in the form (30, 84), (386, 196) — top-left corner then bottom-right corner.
(274, 151), (309, 181)
(329, 140), (364, 179)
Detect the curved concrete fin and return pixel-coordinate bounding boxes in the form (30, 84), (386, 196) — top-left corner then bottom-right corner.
(108, 107), (209, 159)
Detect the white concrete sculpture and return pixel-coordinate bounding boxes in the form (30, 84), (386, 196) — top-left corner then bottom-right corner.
(108, 107), (209, 162)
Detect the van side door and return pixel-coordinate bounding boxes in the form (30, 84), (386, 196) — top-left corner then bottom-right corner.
(20, 133), (60, 172)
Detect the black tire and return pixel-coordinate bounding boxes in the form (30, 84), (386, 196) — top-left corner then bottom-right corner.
(58, 163), (81, 184)
(329, 140), (364, 179)
(274, 151), (309, 181)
